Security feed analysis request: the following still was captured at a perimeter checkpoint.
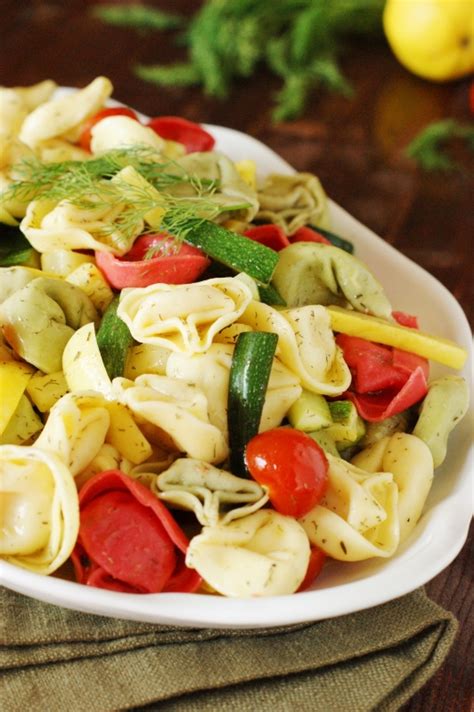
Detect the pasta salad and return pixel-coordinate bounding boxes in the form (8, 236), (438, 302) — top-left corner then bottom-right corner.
(0, 77), (469, 598)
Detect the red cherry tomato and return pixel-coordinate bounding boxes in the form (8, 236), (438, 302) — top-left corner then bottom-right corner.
(297, 546), (326, 592)
(147, 116), (215, 153)
(245, 428), (329, 519)
(79, 107), (140, 152)
(95, 233), (210, 289)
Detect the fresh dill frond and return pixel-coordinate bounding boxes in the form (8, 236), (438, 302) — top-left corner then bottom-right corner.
(5, 146), (219, 206)
(135, 63), (201, 88)
(92, 4), (184, 31)
(405, 120), (474, 172)
(97, 0), (385, 122)
(5, 145), (250, 251)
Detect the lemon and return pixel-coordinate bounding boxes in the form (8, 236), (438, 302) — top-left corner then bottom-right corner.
(383, 0), (474, 81)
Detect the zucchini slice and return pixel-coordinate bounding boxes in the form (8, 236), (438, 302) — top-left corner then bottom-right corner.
(175, 218), (280, 286)
(96, 296), (136, 380)
(228, 331), (278, 475)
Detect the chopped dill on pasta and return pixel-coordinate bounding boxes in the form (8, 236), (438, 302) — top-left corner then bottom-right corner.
(5, 145), (252, 247)
(6, 146), (219, 204)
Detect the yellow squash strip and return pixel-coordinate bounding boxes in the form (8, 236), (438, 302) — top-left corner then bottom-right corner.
(105, 401), (152, 465)
(0, 394), (43, 445)
(62, 322), (112, 394)
(0, 361), (35, 435)
(26, 371), (68, 413)
(326, 306), (468, 369)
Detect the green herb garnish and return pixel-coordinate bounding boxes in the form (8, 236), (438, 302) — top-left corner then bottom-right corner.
(4, 146), (247, 248)
(405, 119), (474, 172)
(94, 0), (385, 122)
(92, 4), (183, 31)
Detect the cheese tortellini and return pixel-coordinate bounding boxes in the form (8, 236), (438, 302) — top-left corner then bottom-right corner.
(114, 374), (228, 464)
(118, 277), (253, 354)
(19, 76), (112, 148)
(0, 80), (56, 140)
(301, 433), (435, 561)
(0, 444), (79, 574)
(240, 301), (351, 396)
(300, 454), (400, 561)
(165, 342), (302, 438)
(186, 510), (311, 597)
(352, 433), (434, 542)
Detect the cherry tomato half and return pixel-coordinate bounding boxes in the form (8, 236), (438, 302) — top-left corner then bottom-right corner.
(147, 116), (215, 153)
(245, 427), (329, 519)
(79, 107), (140, 152)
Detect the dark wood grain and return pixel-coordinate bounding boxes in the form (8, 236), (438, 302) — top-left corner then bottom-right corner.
(1, 3), (473, 710)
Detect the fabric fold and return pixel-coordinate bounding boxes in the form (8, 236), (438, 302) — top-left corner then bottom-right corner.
(0, 586), (457, 712)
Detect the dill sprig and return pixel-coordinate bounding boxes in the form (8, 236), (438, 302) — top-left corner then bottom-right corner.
(6, 146), (249, 248)
(91, 4), (183, 31)
(405, 119), (474, 172)
(95, 0), (385, 122)
(6, 146), (218, 205)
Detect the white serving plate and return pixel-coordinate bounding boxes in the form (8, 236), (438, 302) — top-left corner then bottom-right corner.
(1, 98), (472, 628)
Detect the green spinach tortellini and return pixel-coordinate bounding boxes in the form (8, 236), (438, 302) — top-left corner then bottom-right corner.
(272, 242), (392, 318)
(0, 275), (98, 372)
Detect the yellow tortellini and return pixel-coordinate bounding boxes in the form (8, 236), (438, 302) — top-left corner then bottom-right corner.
(113, 374), (228, 464)
(21, 194), (142, 255)
(0, 265), (43, 303)
(186, 510), (311, 597)
(0, 444), (79, 574)
(166, 342), (301, 438)
(19, 76), (112, 148)
(352, 433), (434, 542)
(117, 277), (253, 354)
(0, 80), (57, 140)
(0, 276), (98, 373)
(240, 301), (351, 396)
(156, 458), (269, 527)
(74, 443), (129, 490)
(299, 454), (400, 561)
(35, 138), (90, 164)
(0, 136), (37, 221)
(90, 115), (166, 155)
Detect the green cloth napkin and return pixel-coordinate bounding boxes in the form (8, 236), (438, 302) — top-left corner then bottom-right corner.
(1, 586), (457, 712)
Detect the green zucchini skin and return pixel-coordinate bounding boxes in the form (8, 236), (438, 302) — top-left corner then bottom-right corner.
(258, 282), (287, 306)
(0, 224), (36, 266)
(311, 225), (355, 253)
(228, 331), (279, 476)
(178, 219), (280, 286)
(96, 296), (135, 380)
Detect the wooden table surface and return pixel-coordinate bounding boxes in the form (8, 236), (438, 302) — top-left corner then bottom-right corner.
(1, 2), (473, 710)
